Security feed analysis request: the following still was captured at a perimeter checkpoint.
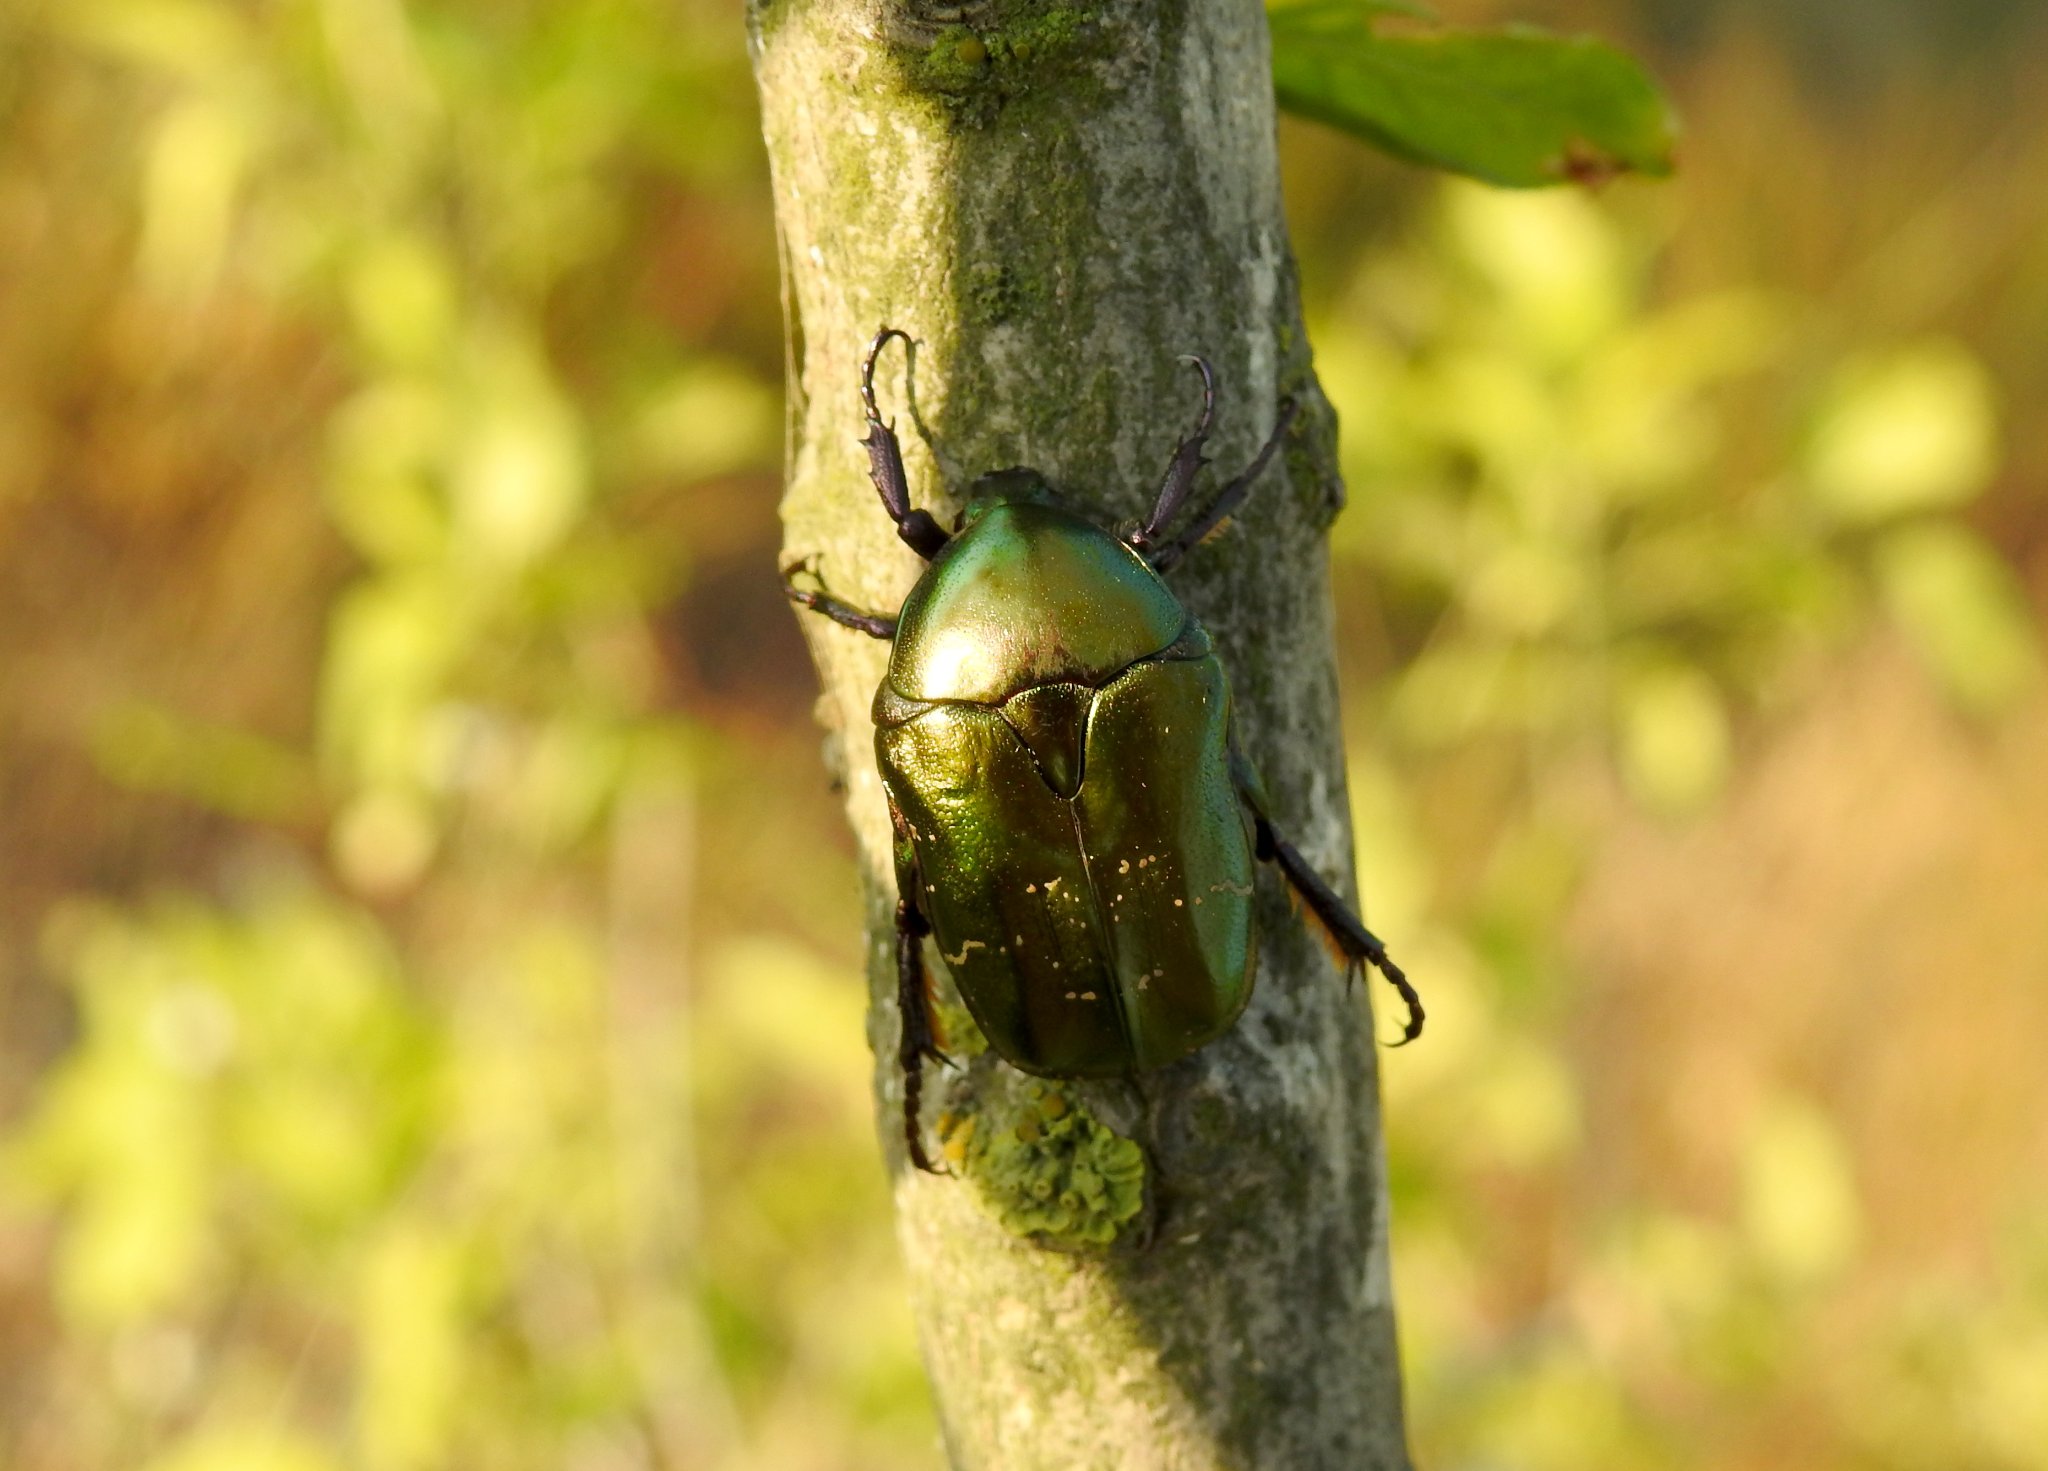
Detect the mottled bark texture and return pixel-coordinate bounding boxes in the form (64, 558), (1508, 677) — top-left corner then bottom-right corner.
(748, 1), (1412, 1466)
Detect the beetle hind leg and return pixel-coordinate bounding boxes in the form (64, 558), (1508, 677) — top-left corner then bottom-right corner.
(1232, 749), (1423, 1044)
(894, 893), (952, 1174)
(1258, 820), (1423, 1044)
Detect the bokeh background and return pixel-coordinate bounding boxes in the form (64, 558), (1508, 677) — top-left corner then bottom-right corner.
(3, 1), (2046, 1467)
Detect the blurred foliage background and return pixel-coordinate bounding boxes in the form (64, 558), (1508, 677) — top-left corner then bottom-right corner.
(1, 1), (2045, 1467)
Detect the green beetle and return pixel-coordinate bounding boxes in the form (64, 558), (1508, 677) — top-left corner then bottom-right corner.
(786, 328), (1421, 1173)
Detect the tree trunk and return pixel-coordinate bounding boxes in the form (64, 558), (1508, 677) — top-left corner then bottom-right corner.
(748, 2), (1412, 1466)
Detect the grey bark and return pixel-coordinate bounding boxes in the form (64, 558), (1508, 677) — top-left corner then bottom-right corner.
(748, 2), (1412, 1466)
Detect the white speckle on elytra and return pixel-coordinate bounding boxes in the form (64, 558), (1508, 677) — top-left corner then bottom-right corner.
(1173, 898), (1184, 907)
(1026, 883), (1036, 893)
(943, 939), (986, 965)
(1065, 991), (1076, 1000)
(1118, 860), (1130, 874)
(1081, 991), (1097, 1001)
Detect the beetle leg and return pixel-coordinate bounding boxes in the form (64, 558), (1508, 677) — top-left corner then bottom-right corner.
(1255, 822), (1423, 1045)
(1230, 747), (1423, 1044)
(1148, 396), (1298, 575)
(1130, 355), (1215, 553)
(781, 557), (897, 639)
(895, 892), (951, 1174)
(860, 327), (950, 560)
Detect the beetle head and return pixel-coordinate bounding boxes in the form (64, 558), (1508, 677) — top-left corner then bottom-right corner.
(955, 467), (1059, 530)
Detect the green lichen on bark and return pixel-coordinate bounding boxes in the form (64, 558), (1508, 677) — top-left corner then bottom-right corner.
(751, 0), (1413, 1465)
(939, 1078), (1149, 1249)
(901, 5), (1107, 110)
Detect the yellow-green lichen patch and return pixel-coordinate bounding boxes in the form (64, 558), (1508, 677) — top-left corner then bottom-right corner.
(899, 7), (1104, 109)
(915, 26), (992, 94)
(944, 1082), (1147, 1250)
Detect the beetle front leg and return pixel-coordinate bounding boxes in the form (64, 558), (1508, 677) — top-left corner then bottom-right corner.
(860, 327), (950, 561)
(1130, 355), (1215, 554)
(1230, 748), (1424, 1044)
(781, 557), (897, 639)
(894, 890), (951, 1174)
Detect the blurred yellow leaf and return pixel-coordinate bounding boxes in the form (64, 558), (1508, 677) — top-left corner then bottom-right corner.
(347, 236), (459, 368)
(1467, 1038), (1580, 1166)
(1392, 642), (1512, 745)
(502, 717), (629, 852)
(325, 382), (454, 566)
(1468, 541), (1585, 637)
(316, 0), (436, 130)
(1740, 1095), (1863, 1287)
(633, 361), (779, 482)
(1445, 182), (1628, 355)
(1805, 340), (2000, 522)
(696, 936), (872, 1105)
(451, 346), (587, 569)
(1875, 524), (2041, 714)
(139, 98), (250, 296)
(57, 0), (250, 76)
(319, 573), (474, 787)
(235, 1073), (390, 1219)
(1413, 347), (1555, 473)
(89, 701), (317, 822)
(1577, 290), (1786, 496)
(1617, 662), (1731, 816)
(1468, 1354), (1659, 1471)
(52, 1080), (211, 1328)
(330, 788), (439, 897)
(142, 1426), (341, 1471)
(358, 1224), (465, 1470)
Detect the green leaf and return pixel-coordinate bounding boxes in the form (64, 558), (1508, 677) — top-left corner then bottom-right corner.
(1269, 4), (1678, 187)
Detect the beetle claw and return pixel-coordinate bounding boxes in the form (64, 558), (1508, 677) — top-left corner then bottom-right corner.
(862, 326), (913, 423)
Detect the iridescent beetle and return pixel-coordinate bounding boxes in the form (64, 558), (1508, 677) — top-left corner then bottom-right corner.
(785, 328), (1421, 1172)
